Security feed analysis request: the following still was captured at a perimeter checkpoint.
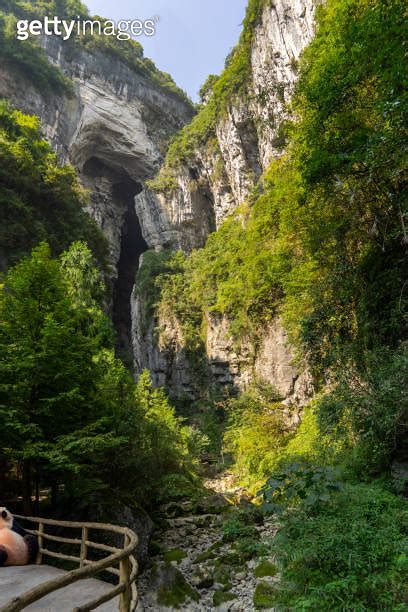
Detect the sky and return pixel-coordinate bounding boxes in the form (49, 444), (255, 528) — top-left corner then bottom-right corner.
(85, 0), (248, 102)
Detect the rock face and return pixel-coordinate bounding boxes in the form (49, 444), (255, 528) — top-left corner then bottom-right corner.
(0, 35), (194, 360)
(132, 0), (316, 404)
(206, 315), (313, 406)
(0, 0), (316, 403)
(135, 0), (316, 252)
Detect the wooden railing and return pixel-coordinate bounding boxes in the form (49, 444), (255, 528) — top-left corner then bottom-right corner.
(0, 515), (138, 612)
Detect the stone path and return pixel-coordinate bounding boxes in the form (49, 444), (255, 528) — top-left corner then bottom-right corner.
(0, 565), (118, 611)
(137, 473), (279, 611)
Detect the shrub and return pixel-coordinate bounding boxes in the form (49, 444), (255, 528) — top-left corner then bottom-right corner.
(0, 101), (108, 268)
(221, 516), (259, 543)
(272, 483), (408, 610)
(254, 560), (278, 578)
(224, 382), (293, 488)
(259, 462), (342, 515)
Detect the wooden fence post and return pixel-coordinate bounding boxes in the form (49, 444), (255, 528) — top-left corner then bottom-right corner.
(80, 526), (88, 567)
(36, 522), (44, 565)
(119, 534), (131, 612)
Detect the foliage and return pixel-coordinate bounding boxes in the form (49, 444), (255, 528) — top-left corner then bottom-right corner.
(271, 483), (408, 610)
(0, 243), (198, 510)
(157, 567), (200, 607)
(151, 161), (293, 337)
(160, 102), (218, 171)
(163, 548), (187, 564)
(134, 249), (175, 323)
(149, 0), (266, 184)
(259, 462), (342, 515)
(213, 590), (236, 606)
(281, 0), (408, 374)
(317, 346), (408, 475)
(135, 250), (207, 373)
(0, 7), (73, 94)
(235, 537), (269, 559)
(148, 0), (408, 476)
(0, 242), (112, 507)
(0, 0), (192, 105)
(223, 382), (293, 488)
(221, 516), (258, 543)
(0, 102), (108, 269)
(254, 560), (278, 578)
(253, 582), (278, 610)
(178, 398), (227, 459)
(198, 74), (218, 103)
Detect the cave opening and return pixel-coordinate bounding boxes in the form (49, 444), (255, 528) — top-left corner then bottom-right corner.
(112, 178), (147, 366)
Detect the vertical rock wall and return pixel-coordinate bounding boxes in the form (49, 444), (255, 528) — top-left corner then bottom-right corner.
(0, 36), (194, 358)
(132, 0), (317, 404)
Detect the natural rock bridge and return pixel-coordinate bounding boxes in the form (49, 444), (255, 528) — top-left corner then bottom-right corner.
(0, 515), (138, 612)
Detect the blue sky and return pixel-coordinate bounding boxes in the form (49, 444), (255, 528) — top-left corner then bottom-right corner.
(85, 0), (247, 101)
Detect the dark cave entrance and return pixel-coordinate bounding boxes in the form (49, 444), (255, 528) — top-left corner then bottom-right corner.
(112, 179), (147, 366)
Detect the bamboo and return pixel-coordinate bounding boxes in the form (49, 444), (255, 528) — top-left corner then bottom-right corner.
(39, 548), (82, 564)
(27, 529), (82, 546)
(85, 540), (119, 554)
(14, 515), (132, 534)
(73, 582), (126, 612)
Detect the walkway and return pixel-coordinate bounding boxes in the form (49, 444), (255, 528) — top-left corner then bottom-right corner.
(0, 565), (119, 611)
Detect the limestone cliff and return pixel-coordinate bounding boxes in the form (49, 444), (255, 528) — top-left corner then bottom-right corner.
(135, 0), (316, 250)
(132, 0), (317, 404)
(0, 34), (194, 359)
(0, 0), (317, 401)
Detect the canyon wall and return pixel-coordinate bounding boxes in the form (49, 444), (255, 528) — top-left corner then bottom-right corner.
(132, 0), (316, 404)
(0, 0), (317, 401)
(0, 35), (194, 359)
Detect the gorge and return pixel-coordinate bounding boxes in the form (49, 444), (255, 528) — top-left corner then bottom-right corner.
(0, 0), (406, 609)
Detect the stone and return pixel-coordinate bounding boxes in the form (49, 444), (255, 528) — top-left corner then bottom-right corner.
(96, 503), (154, 567)
(191, 566), (214, 589)
(196, 494), (230, 515)
(151, 563), (200, 608)
(130, 0), (317, 402)
(0, 33), (193, 361)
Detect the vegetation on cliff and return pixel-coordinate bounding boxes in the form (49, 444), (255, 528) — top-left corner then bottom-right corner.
(149, 0), (407, 471)
(147, 0), (266, 192)
(0, 101), (108, 269)
(140, 0), (408, 606)
(0, 0), (192, 105)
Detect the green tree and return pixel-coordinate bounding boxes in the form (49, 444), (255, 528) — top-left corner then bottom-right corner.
(0, 102), (108, 269)
(0, 242), (197, 511)
(0, 243), (106, 510)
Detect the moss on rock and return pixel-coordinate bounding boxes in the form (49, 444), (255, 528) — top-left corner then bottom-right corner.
(254, 560), (278, 578)
(163, 548), (187, 564)
(157, 567), (200, 607)
(193, 540), (222, 563)
(253, 581), (277, 609)
(213, 589), (237, 607)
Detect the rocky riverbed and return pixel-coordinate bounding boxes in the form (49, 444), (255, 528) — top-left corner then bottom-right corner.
(136, 473), (280, 611)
